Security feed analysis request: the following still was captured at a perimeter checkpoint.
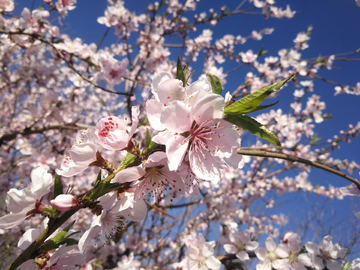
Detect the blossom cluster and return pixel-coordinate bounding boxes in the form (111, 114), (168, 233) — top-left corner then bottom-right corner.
(0, 0), (360, 269)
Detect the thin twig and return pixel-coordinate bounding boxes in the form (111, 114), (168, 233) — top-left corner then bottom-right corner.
(237, 149), (360, 188)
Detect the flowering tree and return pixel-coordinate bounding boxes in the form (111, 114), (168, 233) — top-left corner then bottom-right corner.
(1, 0), (360, 269)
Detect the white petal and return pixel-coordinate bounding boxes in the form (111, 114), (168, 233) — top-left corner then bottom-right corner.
(130, 106), (140, 137)
(205, 256), (221, 270)
(111, 166), (145, 184)
(78, 222), (101, 254)
(70, 143), (97, 166)
(189, 147), (221, 183)
(0, 211), (28, 230)
(18, 228), (41, 250)
(236, 251), (250, 261)
(255, 247), (267, 261)
(223, 244), (237, 254)
(265, 237), (276, 251)
(146, 99), (165, 131)
(191, 93), (224, 123)
(30, 166), (52, 195)
(166, 135), (189, 171)
(6, 188), (35, 213)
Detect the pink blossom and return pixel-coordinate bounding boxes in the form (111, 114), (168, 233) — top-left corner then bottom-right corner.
(240, 50), (258, 63)
(0, 0), (14, 12)
(223, 229), (259, 261)
(50, 194), (79, 211)
(176, 233), (221, 270)
(255, 237), (289, 270)
(78, 192), (147, 253)
(112, 152), (186, 202)
(0, 167), (53, 230)
(301, 235), (347, 270)
(147, 72), (243, 183)
(339, 183), (360, 196)
(56, 128), (98, 177)
(95, 106), (139, 150)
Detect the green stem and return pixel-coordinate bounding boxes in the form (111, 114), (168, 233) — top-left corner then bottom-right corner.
(6, 209), (79, 270)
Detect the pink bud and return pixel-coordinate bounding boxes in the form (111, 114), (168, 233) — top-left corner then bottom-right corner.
(50, 194), (79, 211)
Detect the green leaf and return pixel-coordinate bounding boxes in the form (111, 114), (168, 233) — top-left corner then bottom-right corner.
(93, 170), (102, 188)
(121, 153), (137, 166)
(224, 114), (281, 147)
(244, 101), (279, 114)
(257, 45), (268, 57)
(309, 133), (322, 144)
(88, 182), (121, 201)
(53, 173), (63, 199)
(41, 207), (60, 218)
(224, 73), (295, 115)
(40, 221), (76, 252)
(206, 74), (222, 95)
(176, 56), (186, 86)
(145, 128), (152, 149)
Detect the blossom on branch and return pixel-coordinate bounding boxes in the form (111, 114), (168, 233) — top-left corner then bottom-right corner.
(56, 128), (98, 177)
(95, 106), (139, 150)
(147, 72), (243, 183)
(0, 167), (53, 230)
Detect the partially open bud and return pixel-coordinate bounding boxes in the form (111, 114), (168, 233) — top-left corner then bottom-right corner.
(50, 194), (79, 212)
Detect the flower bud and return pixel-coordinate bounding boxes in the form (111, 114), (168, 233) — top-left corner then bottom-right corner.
(50, 194), (79, 212)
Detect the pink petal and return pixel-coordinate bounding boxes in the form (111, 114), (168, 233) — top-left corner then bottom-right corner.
(161, 101), (191, 133)
(189, 146), (221, 183)
(191, 93), (224, 123)
(130, 106), (140, 137)
(166, 134), (189, 171)
(78, 218), (102, 254)
(146, 99), (165, 131)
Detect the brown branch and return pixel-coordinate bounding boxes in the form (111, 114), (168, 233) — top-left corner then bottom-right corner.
(0, 30), (132, 96)
(0, 122), (93, 143)
(237, 149), (360, 188)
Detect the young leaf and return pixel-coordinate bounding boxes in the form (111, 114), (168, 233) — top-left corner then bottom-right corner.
(224, 73), (295, 115)
(224, 114), (281, 147)
(145, 128), (152, 149)
(87, 182), (121, 201)
(176, 56), (186, 86)
(244, 101), (279, 114)
(40, 221), (76, 252)
(93, 170), (102, 188)
(206, 74), (222, 95)
(53, 173), (63, 199)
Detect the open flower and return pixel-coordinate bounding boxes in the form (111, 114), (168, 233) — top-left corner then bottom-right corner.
(112, 151), (186, 202)
(0, 167), (53, 230)
(147, 72), (243, 183)
(95, 106), (139, 150)
(78, 192), (147, 253)
(176, 233), (221, 270)
(56, 128), (98, 177)
(223, 229), (259, 261)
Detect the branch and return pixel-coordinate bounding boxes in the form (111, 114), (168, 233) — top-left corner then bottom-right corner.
(237, 150), (360, 188)
(0, 30), (132, 96)
(0, 122), (94, 144)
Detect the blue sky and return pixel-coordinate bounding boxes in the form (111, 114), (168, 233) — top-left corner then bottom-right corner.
(16, 0), (360, 255)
